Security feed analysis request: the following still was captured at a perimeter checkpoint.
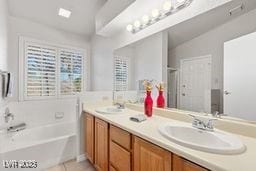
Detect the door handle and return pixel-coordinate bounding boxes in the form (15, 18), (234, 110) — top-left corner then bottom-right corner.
(224, 91), (231, 95)
(182, 93), (185, 96)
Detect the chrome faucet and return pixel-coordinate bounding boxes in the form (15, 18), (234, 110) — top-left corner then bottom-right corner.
(113, 91), (125, 109)
(189, 114), (217, 131)
(4, 107), (14, 123)
(114, 102), (125, 109)
(212, 111), (226, 118)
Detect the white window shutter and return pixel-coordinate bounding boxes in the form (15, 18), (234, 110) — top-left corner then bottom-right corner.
(25, 43), (57, 98)
(114, 56), (129, 91)
(59, 49), (83, 95)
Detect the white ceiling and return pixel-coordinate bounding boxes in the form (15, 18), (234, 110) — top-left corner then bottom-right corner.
(8, 0), (106, 37)
(167, 0), (256, 49)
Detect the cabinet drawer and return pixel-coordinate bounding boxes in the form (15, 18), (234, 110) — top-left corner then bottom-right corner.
(110, 141), (131, 171)
(110, 125), (131, 150)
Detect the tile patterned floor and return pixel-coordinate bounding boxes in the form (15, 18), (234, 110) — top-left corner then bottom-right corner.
(45, 159), (95, 171)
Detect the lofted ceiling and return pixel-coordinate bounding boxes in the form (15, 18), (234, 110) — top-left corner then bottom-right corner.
(167, 0), (256, 49)
(7, 0), (106, 37)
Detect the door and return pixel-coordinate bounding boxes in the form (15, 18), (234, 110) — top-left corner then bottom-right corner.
(168, 69), (178, 108)
(224, 32), (256, 121)
(133, 136), (172, 171)
(95, 118), (109, 171)
(179, 56), (211, 113)
(85, 113), (94, 163)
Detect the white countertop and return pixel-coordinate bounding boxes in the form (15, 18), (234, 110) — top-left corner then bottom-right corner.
(83, 103), (256, 171)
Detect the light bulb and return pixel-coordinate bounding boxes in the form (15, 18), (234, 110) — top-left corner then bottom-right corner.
(163, 1), (172, 11)
(134, 20), (141, 28)
(142, 15), (150, 24)
(177, 0), (185, 3)
(126, 24), (133, 32)
(151, 9), (160, 18)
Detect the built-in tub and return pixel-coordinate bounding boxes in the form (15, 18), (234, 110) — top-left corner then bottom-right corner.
(0, 122), (76, 171)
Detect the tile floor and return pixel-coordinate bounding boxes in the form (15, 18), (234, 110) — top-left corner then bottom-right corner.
(45, 159), (95, 171)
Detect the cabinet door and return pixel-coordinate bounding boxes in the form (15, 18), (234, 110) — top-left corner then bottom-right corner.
(173, 154), (208, 171)
(133, 136), (172, 171)
(95, 118), (109, 171)
(85, 113), (94, 163)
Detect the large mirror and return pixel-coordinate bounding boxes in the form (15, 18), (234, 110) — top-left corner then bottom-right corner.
(113, 4), (256, 123)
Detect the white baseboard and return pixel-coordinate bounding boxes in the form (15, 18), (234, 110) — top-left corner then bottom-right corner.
(76, 154), (87, 162)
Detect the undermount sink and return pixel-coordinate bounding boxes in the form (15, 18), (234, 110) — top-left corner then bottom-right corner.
(95, 106), (123, 114)
(158, 123), (246, 154)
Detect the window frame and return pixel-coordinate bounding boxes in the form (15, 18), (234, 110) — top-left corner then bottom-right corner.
(19, 36), (88, 101)
(113, 56), (130, 91)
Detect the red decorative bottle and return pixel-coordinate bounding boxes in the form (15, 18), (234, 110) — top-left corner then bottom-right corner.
(144, 90), (153, 117)
(157, 90), (165, 108)
(156, 82), (165, 108)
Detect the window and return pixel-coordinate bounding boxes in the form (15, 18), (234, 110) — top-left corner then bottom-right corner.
(25, 44), (57, 98)
(21, 38), (86, 100)
(114, 56), (129, 91)
(59, 49), (83, 95)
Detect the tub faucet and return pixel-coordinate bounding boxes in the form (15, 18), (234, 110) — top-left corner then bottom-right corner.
(4, 107), (14, 123)
(7, 123), (26, 133)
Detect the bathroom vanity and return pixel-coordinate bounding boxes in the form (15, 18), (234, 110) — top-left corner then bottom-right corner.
(82, 103), (256, 171)
(84, 112), (208, 171)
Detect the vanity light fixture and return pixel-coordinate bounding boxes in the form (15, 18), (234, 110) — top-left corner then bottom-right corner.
(177, 0), (186, 3)
(151, 9), (160, 18)
(126, 24), (134, 32)
(142, 15), (150, 24)
(163, 1), (172, 11)
(126, 0), (193, 33)
(134, 20), (141, 28)
(58, 8), (71, 18)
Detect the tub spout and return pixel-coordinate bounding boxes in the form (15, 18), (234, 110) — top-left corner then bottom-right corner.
(7, 123), (26, 133)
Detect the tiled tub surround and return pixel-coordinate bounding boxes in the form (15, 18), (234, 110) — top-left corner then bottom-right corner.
(83, 102), (256, 171)
(0, 99), (77, 129)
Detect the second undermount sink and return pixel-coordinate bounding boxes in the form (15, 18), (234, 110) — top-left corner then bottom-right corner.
(158, 123), (246, 154)
(95, 106), (123, 114)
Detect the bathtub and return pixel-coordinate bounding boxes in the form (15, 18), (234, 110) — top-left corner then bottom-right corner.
(0, 122), (76, 171)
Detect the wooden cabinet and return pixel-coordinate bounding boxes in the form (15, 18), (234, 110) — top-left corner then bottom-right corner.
(85, 113), (94, 163)
(133, 136), (172, 171)
(173, 154), (209, 171)
(94, 118), (109, 171)
(109, 125), (131, 171)
(110, 125), (131, 150)
(84, 113), (210, 171)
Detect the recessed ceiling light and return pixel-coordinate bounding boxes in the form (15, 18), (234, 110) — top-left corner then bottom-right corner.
(58, 8), (71, 18)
